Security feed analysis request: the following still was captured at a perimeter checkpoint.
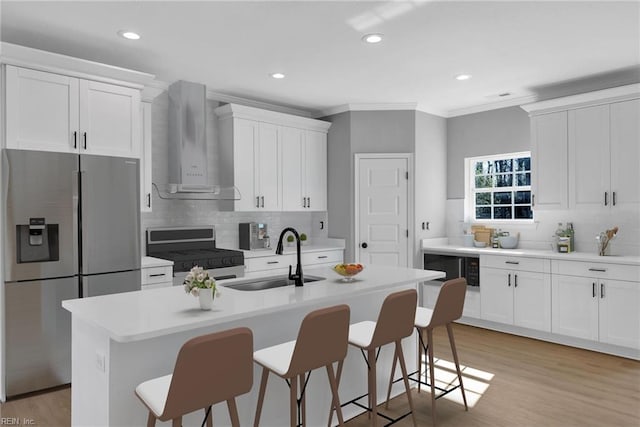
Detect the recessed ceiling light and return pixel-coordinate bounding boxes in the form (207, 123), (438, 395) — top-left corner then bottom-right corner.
(118, 30), (141, 40)
(362, 33), (383, 44)
(455, 74), (472, 81)
(271, 72), (285, 79)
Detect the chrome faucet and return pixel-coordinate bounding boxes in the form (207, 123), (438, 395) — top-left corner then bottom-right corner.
(275, 227), (304, 287)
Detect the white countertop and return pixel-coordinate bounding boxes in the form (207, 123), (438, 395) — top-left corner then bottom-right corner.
(421, 243), (640, 266)
(242, 238), (345, 259)
(62, 264), (442, 343)
(141, 256), (174, 268)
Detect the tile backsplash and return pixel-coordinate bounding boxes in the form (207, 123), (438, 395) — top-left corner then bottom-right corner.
(446, 198), (640, 256)
(140, 92), (328, 254)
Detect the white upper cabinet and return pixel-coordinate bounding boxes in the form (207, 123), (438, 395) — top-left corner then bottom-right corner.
(523, 85), (639, 212)
(6, 66), (80, 153)
(5, 65), (141, 158)
(569, 100), (640, 211)
(281, 126), (305, 211)
(610, 99), (640, 210)
(568, 104), (611, 211)
(215, 103), (330, 212)
(79, 80), (141, 158)
(281, 127), (327, 211)
(530, 111), (568, 210)
(303, 130), (328, 211)
(226, 118), (281, 212)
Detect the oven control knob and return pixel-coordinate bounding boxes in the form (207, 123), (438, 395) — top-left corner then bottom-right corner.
(222, 258), (231, 266)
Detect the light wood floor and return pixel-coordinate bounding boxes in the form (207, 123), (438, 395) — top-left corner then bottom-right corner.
(1, 324), (638, 427)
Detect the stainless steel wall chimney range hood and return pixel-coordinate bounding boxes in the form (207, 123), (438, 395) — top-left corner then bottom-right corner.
(153, 80), (239, 200)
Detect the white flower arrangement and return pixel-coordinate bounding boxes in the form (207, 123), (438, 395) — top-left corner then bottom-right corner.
(183, 266), (220, 297)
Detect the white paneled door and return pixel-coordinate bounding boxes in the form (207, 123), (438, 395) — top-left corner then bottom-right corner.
(356, 154), (411, 267)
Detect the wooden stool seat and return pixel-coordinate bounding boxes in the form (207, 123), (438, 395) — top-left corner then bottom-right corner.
(254, 304), (350, 427)
(385, 278), (469, 426)
(331, 289), (418, 427)
(135, 327), (253, 427)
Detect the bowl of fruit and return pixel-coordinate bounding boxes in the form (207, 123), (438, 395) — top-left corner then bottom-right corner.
(333, 263), (364, 282)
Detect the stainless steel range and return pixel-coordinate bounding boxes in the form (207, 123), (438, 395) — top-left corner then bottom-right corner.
(146, 226), (244, 285)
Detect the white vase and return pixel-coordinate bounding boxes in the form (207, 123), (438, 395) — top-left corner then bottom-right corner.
(198, 288), (214, 310)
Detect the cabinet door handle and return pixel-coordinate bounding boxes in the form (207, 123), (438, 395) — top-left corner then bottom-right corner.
(318, 255), (328, 259)
(149, 273), (166, 277)
(508, 273), (511, 287)
(83, 132), (87, 150)
(147, 193), (151, 208)
(592, 282), (596, 298)
(261, 196), (264, 208)
(73, 131), (77, 149)
(303, 197), (307, 208)
(514, 274), (518, 288)
(612, 191), (616, 206)
(532, 194), (535, 207)
(267, 261), (279, 264)
(601, 283), (605, 298)
(588, 268), (607, 272)
(505, 261), (520, 265)
(604, 191), (608, 206)
(308, 197), (311, 208)
(256, 196), (260, 208)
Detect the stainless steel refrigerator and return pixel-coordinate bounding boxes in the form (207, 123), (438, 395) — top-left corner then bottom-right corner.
(2, 149), (141, 397)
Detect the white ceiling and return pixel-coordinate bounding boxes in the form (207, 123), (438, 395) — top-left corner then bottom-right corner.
(2, 1), (639, 117)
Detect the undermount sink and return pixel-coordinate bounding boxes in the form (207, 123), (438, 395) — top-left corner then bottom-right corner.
(223, 275), (325, 291)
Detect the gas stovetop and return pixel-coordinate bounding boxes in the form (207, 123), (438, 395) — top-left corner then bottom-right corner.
(146, 226), (244, 273)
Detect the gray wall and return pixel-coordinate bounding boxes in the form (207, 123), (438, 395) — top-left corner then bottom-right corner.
(350, 110), (416, 153)
(446, 106), (530, 199)
(325, 110), (430, 264)
(414, 111), (447, 266)
(326, 111), (352, 259)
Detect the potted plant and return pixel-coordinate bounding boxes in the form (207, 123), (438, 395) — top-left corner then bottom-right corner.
(286, 234), (295, 247)
(300, 233), (308, 245)
(183, 266), (220, 310)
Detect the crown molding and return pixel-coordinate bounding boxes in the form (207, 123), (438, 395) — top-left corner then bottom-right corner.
(206, 90), (316, 118)
(319, 102), (420, 117)
(445, 94), (539, 118)
(214, 103), (331, 132)
(0, 42), (155, 89)
(521, 83), (640, 115)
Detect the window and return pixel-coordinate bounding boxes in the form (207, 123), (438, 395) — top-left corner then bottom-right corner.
(467, 152), (533, 221)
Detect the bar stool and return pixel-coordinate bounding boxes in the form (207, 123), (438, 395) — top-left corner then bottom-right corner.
(385, 277), (469, 426)
(332, 288), (418, 427)
(253, 304), (350, 427)
(135, 327), (253, 427)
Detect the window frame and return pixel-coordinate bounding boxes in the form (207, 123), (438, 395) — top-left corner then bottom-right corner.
(464, 151), (534, 224)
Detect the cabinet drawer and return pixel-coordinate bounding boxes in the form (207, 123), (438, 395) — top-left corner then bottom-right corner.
(552, 260), (640, 282)
(481, 255), (550, 273)
(141, 266), (173, 285)
(245, 254), (296, 272)
(302, 250), (343, 266)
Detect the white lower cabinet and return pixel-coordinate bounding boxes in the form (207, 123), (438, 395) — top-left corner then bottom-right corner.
(480, 255), (551, 332)
(245, 249), (343, 274)
(552, 274), (640, 349)
(141, 265), (173, 290)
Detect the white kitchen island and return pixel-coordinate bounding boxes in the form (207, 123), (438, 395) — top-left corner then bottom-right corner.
(62, 265), (444, 427)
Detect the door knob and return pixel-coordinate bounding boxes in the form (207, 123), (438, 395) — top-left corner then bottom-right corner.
(361, 242), (368, 248)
